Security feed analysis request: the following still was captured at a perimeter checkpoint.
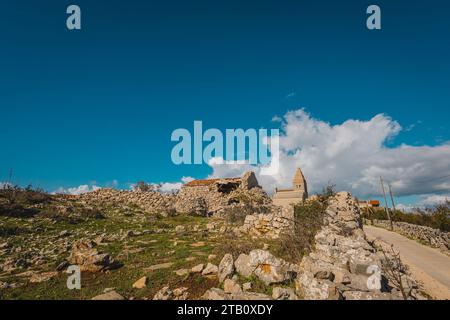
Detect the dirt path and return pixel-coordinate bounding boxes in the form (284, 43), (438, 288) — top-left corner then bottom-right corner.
(364, 225), (450, 300)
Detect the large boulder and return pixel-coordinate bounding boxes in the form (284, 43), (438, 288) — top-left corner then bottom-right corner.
(218, 254), (234, 283)
(68, 240), (116, 272)
(92, 290), (125, 300)
(234, 249), (296, 285)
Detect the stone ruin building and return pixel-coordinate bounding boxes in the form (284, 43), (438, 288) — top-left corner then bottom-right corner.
(272, 167), (308, 208)
(174, 171), (270, 216)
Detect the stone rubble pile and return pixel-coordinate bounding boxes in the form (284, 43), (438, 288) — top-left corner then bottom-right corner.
(295, 192), (420, 300)
(175, 172), (272, 216)
(67, 240), (118, 272)
(201, 249), (297, 300)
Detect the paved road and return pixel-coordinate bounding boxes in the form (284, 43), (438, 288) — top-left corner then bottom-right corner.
(364, 225), (450, 299)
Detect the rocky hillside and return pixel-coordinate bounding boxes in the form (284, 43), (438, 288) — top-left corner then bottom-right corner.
(0, 186), (429, 300)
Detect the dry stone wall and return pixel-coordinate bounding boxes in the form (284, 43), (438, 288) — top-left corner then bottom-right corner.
(295, 192), (421, 300)
(368, 219), (450, 252)
(240, 206), (295, 239)
(77, 189), (176, 215)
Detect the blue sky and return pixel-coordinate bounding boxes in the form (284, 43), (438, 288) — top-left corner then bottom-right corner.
(1, 1), (449, 207)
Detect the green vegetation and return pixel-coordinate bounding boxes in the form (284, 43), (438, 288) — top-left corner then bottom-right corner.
(362, 201), (450, 232)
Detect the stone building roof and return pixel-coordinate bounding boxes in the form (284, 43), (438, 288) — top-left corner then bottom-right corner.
(184, 177), (241, 187)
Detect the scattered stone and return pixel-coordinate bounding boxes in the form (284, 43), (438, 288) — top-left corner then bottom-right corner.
(223, 279), (242, 294)
(174, 268), (190, 276)
(191, 264), (204, 273)
(173, 287), (189, 300)
(132, 276), (147, 289)
(235, 250), (296, 285)
(272, 287), (298, 300)
(153, 286), (173, 300)
(68, 240), (116, 272)
(218, 254), (234, 283)
(202, 288), (271, 300)
(202, 263), (218, 276)
(29, 271), (58, 283)
(92, 290), (125, 300)
(242, 282), (252, 291)
(191, 241), (206, 247)
(234, 254), (253, 278)
(208, 254), (217, 261)
(144, 262), (174, 272)
(175, 225), (185, 233)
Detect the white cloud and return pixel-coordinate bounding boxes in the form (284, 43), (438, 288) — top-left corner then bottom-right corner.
(272, 115), (282, 122)
(157, 176), (196, 193)
(181, 176), (195, 183)
(206, 109), (450, 200)
(417, 194), (450, 207)
(53, 184), (101, 195)
(129, 176), (195, 193)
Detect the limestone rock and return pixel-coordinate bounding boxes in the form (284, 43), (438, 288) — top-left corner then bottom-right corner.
(242, 282), (252, 291)
(236, 249), (296, 285)
(202, 288), (271, 300)
(29, 271), (58, 283)
(175, 225), (185, 233)
(92, 290), (125, 300)
(191, 263), (204, 273)
(153, 286), (173, 300)
(202, 263), (218, 276)
(173, 287), (189, 300)
(234, 254), (253, 278)
(223, 279), (242, 294)
(132, 276), (147, 289)
(68, 240), (116, 272)
(295, 192), (420, 300)
(174, 268), (190, 276)
(272, 287), (298, 300)
(218, 254), (234, 282)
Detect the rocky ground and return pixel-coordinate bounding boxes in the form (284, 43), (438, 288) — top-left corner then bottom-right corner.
(0, 190), (293, 300)
(0, 188), (431, 300)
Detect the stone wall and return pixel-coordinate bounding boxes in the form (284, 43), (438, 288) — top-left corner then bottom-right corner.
(367, 219), (450, 252)
(77, 189), (175, 215)
(240, 207), (295, 239)
(295, 192), (421, 300)
(174, 185), (229, 215)
(76, 172), (272, 217)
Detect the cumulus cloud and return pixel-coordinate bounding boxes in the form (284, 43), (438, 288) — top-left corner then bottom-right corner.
(53, 184), (101, 195)
(207, 109), (450, 199)
(417, 194), (450, 207)
(129, 176), (195, 193)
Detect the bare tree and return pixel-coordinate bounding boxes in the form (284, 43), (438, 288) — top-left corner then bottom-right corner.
(380, 245), (413, 300)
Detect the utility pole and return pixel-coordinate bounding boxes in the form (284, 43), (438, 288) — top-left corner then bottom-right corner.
(8, 168), (13, 184)
(380, 176), (393, 230)
(388, 184), (396, 212)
